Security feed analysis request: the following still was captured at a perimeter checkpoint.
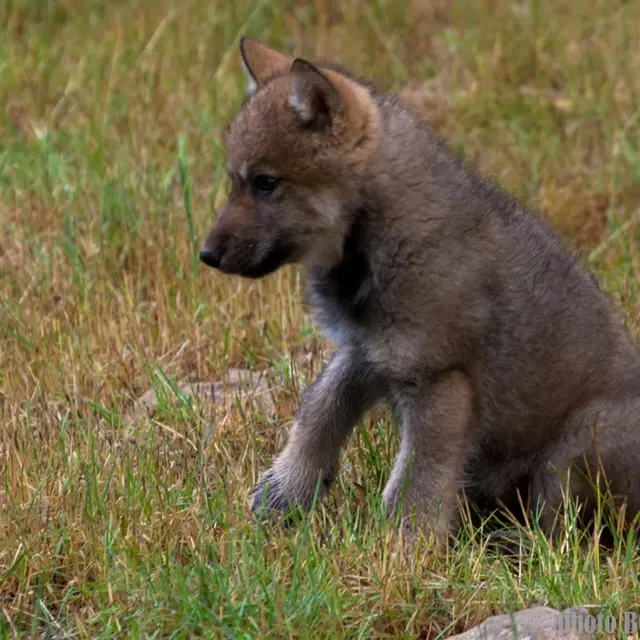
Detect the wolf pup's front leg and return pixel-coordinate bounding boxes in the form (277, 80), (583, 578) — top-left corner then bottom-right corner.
(383, 371), (474, 544)
(251, 348), (382, 519)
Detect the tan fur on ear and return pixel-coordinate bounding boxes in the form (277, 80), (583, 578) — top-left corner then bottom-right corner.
(314, 66), (382, 166)
(240, 38), (293, 88)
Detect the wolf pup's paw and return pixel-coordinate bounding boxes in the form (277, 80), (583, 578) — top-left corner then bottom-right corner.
(250, 466), (331, 523)
(250, 468), (296, 516)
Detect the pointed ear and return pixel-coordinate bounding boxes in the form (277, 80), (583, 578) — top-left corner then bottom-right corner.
(289, 59), (343, 128)
(240, 37), (293, 89)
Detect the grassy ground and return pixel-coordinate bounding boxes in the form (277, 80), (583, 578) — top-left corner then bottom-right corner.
(2, 0), (640, 637)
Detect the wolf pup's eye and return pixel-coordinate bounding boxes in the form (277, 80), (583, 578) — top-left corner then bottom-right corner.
(252, 175), (280, 196)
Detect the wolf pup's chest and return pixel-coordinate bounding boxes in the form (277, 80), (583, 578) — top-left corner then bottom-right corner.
(308, 209), (376, 340)
(309, 247), (373, 342)
(309, 262), (423, 382)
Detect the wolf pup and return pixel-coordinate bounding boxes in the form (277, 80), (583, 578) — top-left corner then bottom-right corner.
(200, 38), (640, 542)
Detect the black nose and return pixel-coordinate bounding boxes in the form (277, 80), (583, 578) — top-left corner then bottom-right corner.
(199, 246), (222, 268)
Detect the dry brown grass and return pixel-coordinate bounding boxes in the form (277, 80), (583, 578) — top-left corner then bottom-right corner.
(1, 0), (640, 637)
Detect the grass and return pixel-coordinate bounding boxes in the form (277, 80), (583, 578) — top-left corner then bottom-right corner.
(1, 0), (640, 637)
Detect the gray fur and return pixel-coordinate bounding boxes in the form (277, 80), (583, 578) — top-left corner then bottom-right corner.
(201, 41), (640, 542)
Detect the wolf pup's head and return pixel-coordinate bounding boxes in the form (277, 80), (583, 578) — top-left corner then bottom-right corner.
(199, 39), (381, 279)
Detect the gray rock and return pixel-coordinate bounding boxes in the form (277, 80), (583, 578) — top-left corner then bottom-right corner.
(447, 606), (594, 639)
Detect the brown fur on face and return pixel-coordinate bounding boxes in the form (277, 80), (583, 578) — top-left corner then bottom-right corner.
(201, 40), (640, 546)
(199, 38), (381, 277)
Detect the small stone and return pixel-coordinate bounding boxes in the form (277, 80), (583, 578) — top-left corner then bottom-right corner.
(132, 368), (278, 419)
(447, 606), (594, 639)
